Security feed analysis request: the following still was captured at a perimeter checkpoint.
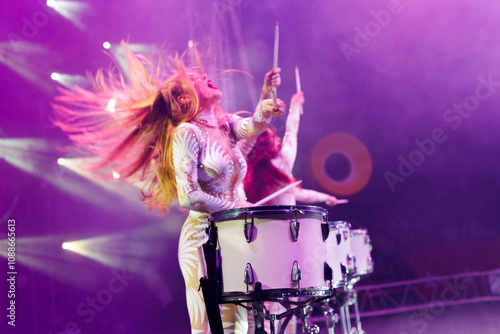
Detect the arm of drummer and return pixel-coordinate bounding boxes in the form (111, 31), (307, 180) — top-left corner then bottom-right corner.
(231, 98), (285, 141)
(261, 67), (281, 100)
(274, 92), (304, 174)
(236, 68), (281, 155)
(231, 68), (284, 141)
(173, 124), (237, 213)
(293, 187), (338, 206)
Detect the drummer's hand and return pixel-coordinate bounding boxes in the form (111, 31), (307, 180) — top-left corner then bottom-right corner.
(291, 91), (305, 106)
(261, 98), (285, 118)
(262, 67), (281, 97)
(325, 196), (338, 206)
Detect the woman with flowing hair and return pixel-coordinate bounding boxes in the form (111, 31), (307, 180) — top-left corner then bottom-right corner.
(53, 41), (284, 333)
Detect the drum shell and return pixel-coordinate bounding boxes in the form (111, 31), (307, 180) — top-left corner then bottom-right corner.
(351, 229), (374, 276)
(329, 221), (356, 278)
(210, 206), (331, 295)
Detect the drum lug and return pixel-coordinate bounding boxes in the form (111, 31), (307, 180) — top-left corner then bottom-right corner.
(324, 262), (333, 281)
(290, 210), (300, 242)
(244, 263), (255, 293)
(291, 260), (302, 288)
(347, 254), (356, 272)
(341, 263), (347, 276)
(290, 219), (300, 242)
(244, 215), (254, 243)
(321, 223), (330, 242)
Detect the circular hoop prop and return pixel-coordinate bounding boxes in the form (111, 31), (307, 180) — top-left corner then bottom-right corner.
(311, 132), (372, 196)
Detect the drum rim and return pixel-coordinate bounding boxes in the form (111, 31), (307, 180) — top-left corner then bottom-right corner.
(209, 204), (328, 221)
(220, 286), (338, 302)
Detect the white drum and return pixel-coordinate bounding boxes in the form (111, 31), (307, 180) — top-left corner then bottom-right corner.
(330, 221), (356, 278)
(325, 223), (348, 286)
(208, 205), (339, 299)
(351, 229), (374, 276)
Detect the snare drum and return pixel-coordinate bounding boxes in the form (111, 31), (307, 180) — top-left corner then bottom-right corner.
(208, 205), (341, 300)
(329, 221), (356, 278)
(350, 229), (374, 276)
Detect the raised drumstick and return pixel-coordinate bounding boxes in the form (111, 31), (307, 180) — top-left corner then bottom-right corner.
(271, 21), (279, 110)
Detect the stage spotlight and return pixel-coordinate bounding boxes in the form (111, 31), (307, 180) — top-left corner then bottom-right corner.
(48, 0), (89, 30)
(50, 72), (88, 89)
(112, 171), (120, 179)
(46, 0), (59, 8)
(106, 98), (116, 112)
(62, 242), (76, 250)
(103, 41), (111, 49)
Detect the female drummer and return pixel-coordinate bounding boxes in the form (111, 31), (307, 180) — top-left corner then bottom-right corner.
(244, 92), (338, 206)
(53, 42), (285, 333)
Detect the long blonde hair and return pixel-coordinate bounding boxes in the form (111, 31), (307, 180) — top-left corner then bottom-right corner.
(53, 42), (205, 212)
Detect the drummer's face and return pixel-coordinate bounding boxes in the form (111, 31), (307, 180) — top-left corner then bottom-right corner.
(189, 73), (222, 103)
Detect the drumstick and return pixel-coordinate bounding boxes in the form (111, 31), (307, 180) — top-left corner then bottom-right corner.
(253, 180), (302, 207)
(271, 21), (279, 110)
(295, 66), (301, 92)
(295, 66), (303, 115)
(336, 199), (349, 204)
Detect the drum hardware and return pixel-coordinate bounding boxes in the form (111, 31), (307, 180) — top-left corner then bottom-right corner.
(244, 212), (255, 243)
(200, 239), (224, 334)
(338, 297), (352, 334)
(291, 261), (302, 289)
(324, 262), (333, 282)
(320, 299), (339, 334)
(348, 255), (356, 274)
(351, 290), (365, 334)
(245, 263), (255, 294)
(252, 282), (267, 333)
(341, 263), (347, 276)
(289, 210), (300, 241)
(321, 223), (330, 241)
(300, 304), (320, 334)
(249, 286), (323, 334)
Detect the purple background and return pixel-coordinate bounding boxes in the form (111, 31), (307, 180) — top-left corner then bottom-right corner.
(1, 0), (500, 333)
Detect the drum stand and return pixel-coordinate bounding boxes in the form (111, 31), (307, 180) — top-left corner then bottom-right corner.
(337, 279), (365, 334)
(318, 299), (339, 334)
(248, 284), (336, 334)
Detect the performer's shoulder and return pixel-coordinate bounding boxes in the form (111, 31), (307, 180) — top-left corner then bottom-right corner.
(174, 122), (200, 138)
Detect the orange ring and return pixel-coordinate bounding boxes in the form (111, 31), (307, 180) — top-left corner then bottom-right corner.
(311, 132), (372, 196)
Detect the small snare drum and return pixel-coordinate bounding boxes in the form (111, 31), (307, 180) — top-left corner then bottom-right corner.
(350, 228), (374, 276)
(329, 221), (356, 278)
